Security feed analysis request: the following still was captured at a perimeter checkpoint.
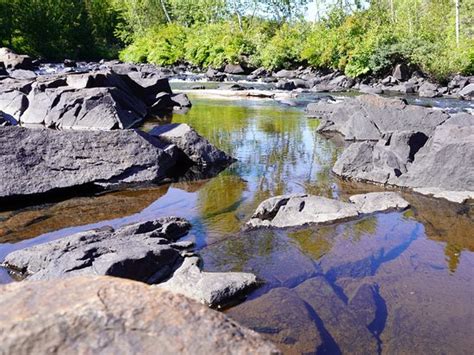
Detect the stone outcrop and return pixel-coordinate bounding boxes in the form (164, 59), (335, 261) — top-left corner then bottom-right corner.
(3, 217), (259, 308)
(0, 67), (191, 130)
(307, 94), (449, 141)
(158, 256), (258, 307)
(3, 217), (192, 282)
(0, 126), (175, 199)
(308, 95), (473, 203)
(246, 192), (409, 229)
(0, 276), (278, 354)
(0, 123), (233, 200)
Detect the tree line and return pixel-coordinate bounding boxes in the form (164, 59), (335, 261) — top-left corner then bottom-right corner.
(0, 0), (472, 81)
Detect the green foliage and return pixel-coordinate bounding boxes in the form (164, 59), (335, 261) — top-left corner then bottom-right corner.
(259, 22), (308, 69)
(1, 0), (121, 60)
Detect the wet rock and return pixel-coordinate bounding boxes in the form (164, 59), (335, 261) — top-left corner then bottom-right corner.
(419, 82), (440, 98)
(3, 217), (191, 282)
(275, 80), (296, 91)
(157, 256), (257, 307)
(0, 47), (34, 70)
(63, 59), (76, 67)
(0, 276), (278, 354)
(149, 123), (234, 167)
(205, 68), (226, 82)
(226, 287), (323, 353)
(458, 83), (474, 99)
(0, 62), (6, 76)
(249, 67), (268, 79)
(0, 126), (175, 199)
(246, 192), (409, 229)
(295, 276), (379, 354)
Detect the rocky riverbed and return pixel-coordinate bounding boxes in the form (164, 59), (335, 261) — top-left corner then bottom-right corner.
(0, 48), (473, 353)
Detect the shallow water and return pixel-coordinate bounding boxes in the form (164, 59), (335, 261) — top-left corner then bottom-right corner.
(0, 94), (473, 353)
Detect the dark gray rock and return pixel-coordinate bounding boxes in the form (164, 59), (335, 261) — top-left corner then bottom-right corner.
(0, 276), (278, 354)
(3, 217), (191, 283)
(157, 256), (257, 307)
(205, 68), (226, 82)
(276, 80), (296, 91)
(392, 63), (410, 81)
(311, 95), (449, 141)
(149, 123), (234, 167)
(0, 47), (34, 70)
(332, 121), (474, 202)
(21, 86), (147, 129)
(171, 93), (192, 108)
(63, 59), (76, 67)
(0, 126), (175, 198)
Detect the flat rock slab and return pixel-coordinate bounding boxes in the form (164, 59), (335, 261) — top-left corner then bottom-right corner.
(246, 192), (409, 229)
(157, 256), (258, 307)
(0, 126), (175, 199)
(3, 217), (192, 283)
(0, 276), (278, 354)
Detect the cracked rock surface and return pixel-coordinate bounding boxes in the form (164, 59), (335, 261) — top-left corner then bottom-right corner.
(246, 192), (409, 229)
(0, 276), (279, 354)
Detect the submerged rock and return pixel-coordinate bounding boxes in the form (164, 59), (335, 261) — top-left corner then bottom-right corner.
(246, 192), (409, 229)
(157, 256), (258, 307)
(3, 217), (191, 282)
(0, 276), (278, 354)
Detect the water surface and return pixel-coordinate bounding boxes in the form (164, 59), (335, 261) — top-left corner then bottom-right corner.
(0, 94), (473, 353)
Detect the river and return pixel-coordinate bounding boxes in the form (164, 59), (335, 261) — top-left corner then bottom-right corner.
(0, 91), (473, 354)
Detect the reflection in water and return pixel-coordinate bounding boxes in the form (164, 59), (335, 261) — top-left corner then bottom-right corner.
(1, 96), (473, 353)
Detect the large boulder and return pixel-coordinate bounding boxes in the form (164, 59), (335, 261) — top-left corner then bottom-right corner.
(0, 88), (28, 121)
(21, 85), (147, 129)
(418, 82), (440, 98)
(246, 192), (409, 229)
(309, 95), (449, 141)
(332, 121), (474, 203)
(158, 256), (258, 307)
(0, 126), (175, 199)
(3, 217), (191, 282)
(149, 123), (234, 167)
(0, 47), (34, 70)
(0, 276), (278, 354)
